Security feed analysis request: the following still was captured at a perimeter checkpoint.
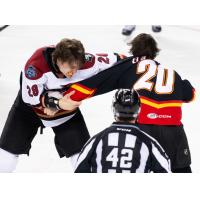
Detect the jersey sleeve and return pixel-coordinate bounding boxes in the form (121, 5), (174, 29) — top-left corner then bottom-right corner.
(92, 53), (126, 72)
(74, 137), (97, 173)
(83, 53), (126, 70)
(77, 53), (126, 80)
(21, 65), (47, 106)
(182, 79), (195, 102)
(63, 57), (133, 101)
(150, 142), (171, 173)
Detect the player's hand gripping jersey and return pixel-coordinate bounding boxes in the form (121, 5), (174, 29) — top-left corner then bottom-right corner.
(21, 46), (125, 127)
(64, 57), (195, 125)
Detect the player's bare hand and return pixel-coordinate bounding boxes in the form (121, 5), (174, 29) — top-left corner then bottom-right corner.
(43, 107), (58, 116)
(59, 91), (81, 111)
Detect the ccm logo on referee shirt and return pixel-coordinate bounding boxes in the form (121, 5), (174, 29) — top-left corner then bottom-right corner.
(147, 113), (172, 119)
(117, 128), (131, 132)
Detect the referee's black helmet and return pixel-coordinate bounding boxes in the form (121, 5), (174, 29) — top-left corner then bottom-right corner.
(112, 89), (140, 121)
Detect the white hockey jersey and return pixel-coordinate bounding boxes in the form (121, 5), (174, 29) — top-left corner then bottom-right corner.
(21, 47), (125, 127)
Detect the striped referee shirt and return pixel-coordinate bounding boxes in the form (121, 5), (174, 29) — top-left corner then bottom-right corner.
(75, 122), (171, 173)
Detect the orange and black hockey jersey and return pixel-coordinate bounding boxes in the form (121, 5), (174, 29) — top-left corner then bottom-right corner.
(64, 56), (195, 125)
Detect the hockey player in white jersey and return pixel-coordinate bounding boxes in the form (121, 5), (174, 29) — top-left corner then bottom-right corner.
(75, 89), (171, 173)
(0, 38), (124, 172)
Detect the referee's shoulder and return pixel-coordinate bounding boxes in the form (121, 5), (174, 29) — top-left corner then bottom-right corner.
(89, 125), (114, 143)
(96, 125), (115, 139)
(137, 128), (165, 151)
(131, 126), (155, 147)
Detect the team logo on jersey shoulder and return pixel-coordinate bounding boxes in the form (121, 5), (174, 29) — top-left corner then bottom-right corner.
(25, 65), (39, 79)
(82, 53), (95, 69)
(85, 53), (94, 62)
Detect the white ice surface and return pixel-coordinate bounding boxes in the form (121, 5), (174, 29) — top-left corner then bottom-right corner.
(0, 25), (199, 172)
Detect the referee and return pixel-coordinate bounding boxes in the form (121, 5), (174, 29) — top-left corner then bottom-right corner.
(75, 89), (171, 173)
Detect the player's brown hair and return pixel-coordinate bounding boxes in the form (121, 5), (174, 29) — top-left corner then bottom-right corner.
(128, 33), (160, 59)
(52, 38), (85, 67)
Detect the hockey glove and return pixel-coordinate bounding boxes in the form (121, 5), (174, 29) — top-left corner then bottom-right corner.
(43, 91), (63, 110)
